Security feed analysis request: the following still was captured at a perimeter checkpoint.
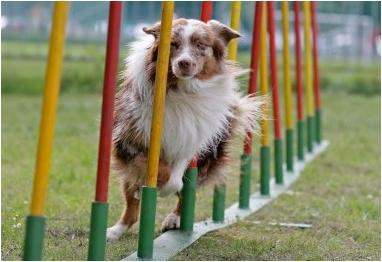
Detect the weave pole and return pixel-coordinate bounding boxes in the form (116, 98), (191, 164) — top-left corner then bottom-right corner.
(259, 3), (270, 196)
(180, 1), (213, 232)
(267, 2), (283, 184)
(239, 1), (263, 209)
(303, 1), (314, 153)
(311, 1), (322, 144)
(88, 2), (122, 260)
(22, 3), (69, 260)
(137, 2), (174, 259)
(294, 2), (305, 161)
(212, 0), (241, 222)
(281, 1), (294, 171)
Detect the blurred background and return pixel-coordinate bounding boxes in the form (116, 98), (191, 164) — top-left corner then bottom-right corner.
(1, 2), (381, 261)
(1, 1), (381, 95)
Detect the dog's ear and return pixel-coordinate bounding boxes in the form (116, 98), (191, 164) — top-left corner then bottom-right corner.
(143, 22), (161, 39)
(207, 20), (241, 45)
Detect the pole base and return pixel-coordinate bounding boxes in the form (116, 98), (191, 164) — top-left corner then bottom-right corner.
(307, 116), (314, 153)
(286, 129), (294, 171)
(212, 184), (226, 222)
(297, 120), (304, 161)
(260, 146), (270, 196)
(88, 202), (109, 260)
(315, 109), (322, 144)
(23, 215), (46, 261)
(137, 186), (157, 259)
(239, 154), (252, 209)
(274, 139), (283, 184)
(180, 167), (197, 231)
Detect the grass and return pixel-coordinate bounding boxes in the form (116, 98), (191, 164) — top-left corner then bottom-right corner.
(1, 39), (381, 260)
(2, 39), (381, 96)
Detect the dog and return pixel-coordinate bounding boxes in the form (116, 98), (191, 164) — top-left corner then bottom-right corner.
(106, 18), (264, 241)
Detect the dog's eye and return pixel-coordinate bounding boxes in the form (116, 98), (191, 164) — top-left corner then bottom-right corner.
(171, 42), (179, 49)
(196, 42), (206, 50)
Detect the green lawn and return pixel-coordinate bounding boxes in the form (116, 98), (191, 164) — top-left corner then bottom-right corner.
(1, 39), (381, 260)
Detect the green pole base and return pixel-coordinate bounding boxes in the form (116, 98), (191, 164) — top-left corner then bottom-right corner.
(286, 129), (294, 172)
(180, 167), (197, 231)
(212, 184), (226, 222)
(137, 186), (157, 259)
(239, 154), (252, 209)
(23, 215), (46, 261)
(88, 202), (109, 261)
(297, 120), (304, 161)
(260, 146), (270, 196)
(274, 139), (283, 185)
(307, 116), (314, 153)
(315, 109), (322, 144)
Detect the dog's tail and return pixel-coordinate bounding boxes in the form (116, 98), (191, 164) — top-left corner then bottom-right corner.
(231, 93), (269, 139)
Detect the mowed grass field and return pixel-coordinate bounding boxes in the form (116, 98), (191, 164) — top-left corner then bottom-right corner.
(1, 39), (381, 260)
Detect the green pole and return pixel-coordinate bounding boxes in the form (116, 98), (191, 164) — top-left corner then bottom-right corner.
(286, 129), (294, 171)
(180, 166), (197, 231)
(212, 184), (226, 222)
(274, 139), (283, 184)
(239, 154), (252, 209)
(260, 146), (270, 195)
(88, 202), (109, 260)
(23, 216), (46, 261)
(137, 186), (157, 259)
(297, 120), (304, 160)
(315, 109), (322, 143)
(307, 116), (313, 152)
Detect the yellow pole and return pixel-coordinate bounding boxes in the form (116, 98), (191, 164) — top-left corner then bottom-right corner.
(228, 1), (241, 60)
(303, 1), (315, 152)
(146, 1), (174, 187)
(281, 2), (293, 129)
(30, 2), (69, 216)
(259, 3), (269, 146)
(303, 2), (314, 117)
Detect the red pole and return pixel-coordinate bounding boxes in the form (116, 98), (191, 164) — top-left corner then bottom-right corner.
(200, 1), (213, 22)
(294, 2), (304, 121)
(311, 1), (321, 110)
(243, 1), (263, 155)
(95, 2), (122, 202)
(267, 2), (282, 139)
(187, 0), (213, 168)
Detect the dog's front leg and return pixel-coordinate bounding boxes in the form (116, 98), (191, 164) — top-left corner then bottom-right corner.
(107, 183), (140, 241)
(161, 192), (181, 232)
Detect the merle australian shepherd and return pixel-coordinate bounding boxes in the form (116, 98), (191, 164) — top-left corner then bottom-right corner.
(106, 18), (264, 241)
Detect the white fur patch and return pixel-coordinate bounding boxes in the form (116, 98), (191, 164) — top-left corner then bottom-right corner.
(106, 223), (128, 241)
(161, 212), (180, 232)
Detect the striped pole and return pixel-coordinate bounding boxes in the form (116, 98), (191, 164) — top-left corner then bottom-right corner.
(259, 3), (270, 196)
(88, 2), (122, 260)
(281, 1), (294, 171)
(311, 1), (322, 144)
(180, 0), (213, 231)
(303, 1), (314, 153)
(267, 2), (283, 185)
(137, 2), (174, 259)
(239, 1), (263, 209)
(213, 0), (241, 222)
(294, 1), (305, 161)
(23, 2), (69, 260)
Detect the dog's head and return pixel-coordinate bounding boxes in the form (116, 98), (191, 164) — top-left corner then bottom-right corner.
(143, 18), (240, 80)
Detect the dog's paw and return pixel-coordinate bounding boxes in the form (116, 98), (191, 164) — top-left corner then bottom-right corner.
(106, 224), (127, 242)
(161, 212), (180, 232)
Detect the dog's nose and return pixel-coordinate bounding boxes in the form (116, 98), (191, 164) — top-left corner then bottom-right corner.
(178, 59), (191, 69)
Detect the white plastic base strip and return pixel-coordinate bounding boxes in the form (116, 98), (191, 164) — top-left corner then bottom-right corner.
(124, 140), (329, 261)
